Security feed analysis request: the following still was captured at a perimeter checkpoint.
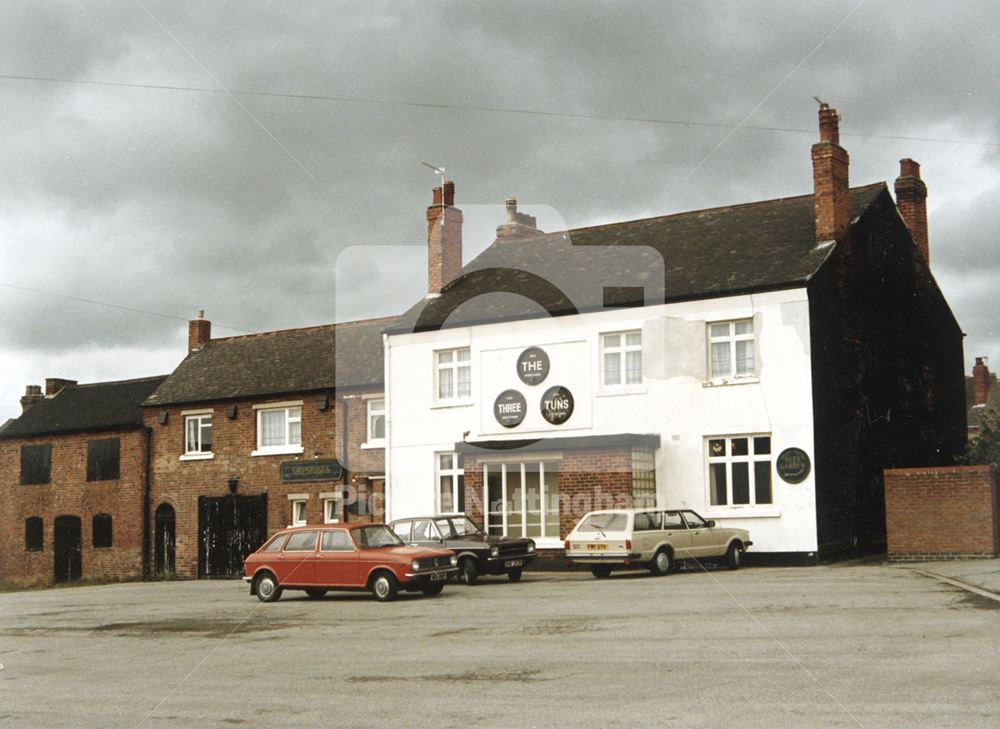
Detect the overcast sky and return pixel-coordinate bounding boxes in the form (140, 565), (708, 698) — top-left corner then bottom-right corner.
(1, 0), (997, 423)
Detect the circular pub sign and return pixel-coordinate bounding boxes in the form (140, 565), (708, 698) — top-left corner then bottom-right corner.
(493, 389), (527, 428)
(776, 447), (811, 484)
(516, 346), (550, 386)
(540, 385), (574, 425)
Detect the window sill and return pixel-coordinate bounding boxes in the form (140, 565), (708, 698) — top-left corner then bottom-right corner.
(251, 446), (305, 457)
(179, 453), (214, 462)
(595, 386), (646, 398)
(430, 399), (474, 410)
(702, 376), (760, 388)
(702, 507), (781, 519)
(360, 441), (385, 450)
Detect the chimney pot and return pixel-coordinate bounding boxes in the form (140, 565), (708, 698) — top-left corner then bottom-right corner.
(20, 384), (44, 413)
(972, 356), (991, 406)
(495, 196), (544, 242)
(894, 158), (930, 264)
(426, 181), (463, 295)
(188, 312), (212, 353)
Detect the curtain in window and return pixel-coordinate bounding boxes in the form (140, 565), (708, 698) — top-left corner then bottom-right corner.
(711, 342), (731, 378)
(626, 350), (642, 384)
(735, 340), (755, 375)
(260, 410), (286, 447)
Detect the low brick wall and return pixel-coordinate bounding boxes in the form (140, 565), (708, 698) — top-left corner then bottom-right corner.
(884, 465), (999, 559)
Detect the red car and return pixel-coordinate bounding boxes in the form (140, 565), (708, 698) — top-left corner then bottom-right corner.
(243, 523), (457, 602)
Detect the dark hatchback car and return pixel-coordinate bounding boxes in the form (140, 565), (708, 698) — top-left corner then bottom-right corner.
(390, 515), (536, 584)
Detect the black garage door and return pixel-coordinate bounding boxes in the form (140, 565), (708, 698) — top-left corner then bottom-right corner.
(198, 494), (267, 578)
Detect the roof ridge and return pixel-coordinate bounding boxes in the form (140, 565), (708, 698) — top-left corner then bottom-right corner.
(209, 315), (397, 344)
(66, 375), (169, 389)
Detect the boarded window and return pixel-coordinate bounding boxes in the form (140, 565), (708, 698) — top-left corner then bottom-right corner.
(25, 517), (43, 551)
(87, 438), (120, 481)
(21, 444), (52, 485)
(92, 513), (113, 548)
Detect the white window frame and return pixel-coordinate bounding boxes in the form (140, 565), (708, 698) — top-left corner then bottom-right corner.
(707, 319), (756, 382)
(288, 493), (309, 527)
(435, 452), (464, 514)
(704, 434), (776, 514)
(363, 397), (385, 447)
(600, 330), (643, 390)
(482, 459), (561, 546)
(251, 401), (304, 456)
(179, 409), (214, 461)
(321, 491), (343, 524)
(434, 347), (472, 404)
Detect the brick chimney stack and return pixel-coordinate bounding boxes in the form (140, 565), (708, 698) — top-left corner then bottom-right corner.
(427, 180), (463, 296)
(495, 197), (544, 242)
(188, 309), (212, 352)
(812, 102), (850, 243)
(894, 158), (929, 264)
(972, 357), (991, 406)
(20, 385), (43, 413)
(45, 378), (77, 396)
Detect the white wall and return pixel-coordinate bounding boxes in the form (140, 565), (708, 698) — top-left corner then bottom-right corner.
(386, 288), (818, 553)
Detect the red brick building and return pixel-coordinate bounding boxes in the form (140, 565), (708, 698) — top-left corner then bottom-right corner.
(0, 376), (166, 585)
(140, 314), (389, 578)
(966, 356), (999, 440)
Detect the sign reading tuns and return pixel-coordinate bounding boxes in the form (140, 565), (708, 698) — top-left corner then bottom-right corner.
(776, 448), (811, 484)
(540, 385), (574, 425)
(516, 346), (550, 386)
(493, 389), (528, 428)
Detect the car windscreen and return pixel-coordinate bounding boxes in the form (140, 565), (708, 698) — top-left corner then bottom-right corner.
(353, 525), (404, 548)
(576, 512), (628, 533)
(435, 517), (483, 538)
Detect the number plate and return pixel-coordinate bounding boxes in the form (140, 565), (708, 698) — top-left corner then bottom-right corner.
(504, 559), (524, 568)
(586, 543), (608, 550)
(430, 572), (447, 581)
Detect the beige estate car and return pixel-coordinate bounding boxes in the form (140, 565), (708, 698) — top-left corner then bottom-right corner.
(565, 508), (752, 578)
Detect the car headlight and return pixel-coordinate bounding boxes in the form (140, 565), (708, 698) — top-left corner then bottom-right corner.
(490, 545), (500, 557)
(527, 542), (536, 554)
(450, 555), (458, 567)
(411, 559), (420, 571)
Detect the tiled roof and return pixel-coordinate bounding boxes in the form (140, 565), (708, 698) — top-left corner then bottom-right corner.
(143, 316), (392, 407)
(389, 183), (888, 333)
(0, 376), (167, 440)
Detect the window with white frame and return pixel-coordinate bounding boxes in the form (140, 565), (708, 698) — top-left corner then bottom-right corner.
(290, 497), (308, 526)
(602, 331), (642, 387)
(708, 319), (755, 379)
(322, 492), (343, 523)
(184, 413), (212, 455)
(366, 398), (385, 444)
(707, 435), (773, 507)
(484, 460), (561, 538)
(436, 452), (465, 513)
(255, 405), (302, 453)
(435, 348), (471, 401)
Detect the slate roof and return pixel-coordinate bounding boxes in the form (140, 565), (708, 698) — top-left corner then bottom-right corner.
(143, 316), (393, 407)
(0, 376), (167, 440)
(388, 183), (888, 334)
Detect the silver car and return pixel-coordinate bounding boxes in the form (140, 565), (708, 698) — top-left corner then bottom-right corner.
(565, 508), (752, 578)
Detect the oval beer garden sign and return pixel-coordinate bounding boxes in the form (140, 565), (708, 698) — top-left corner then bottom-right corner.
(776, 447), (811, 484)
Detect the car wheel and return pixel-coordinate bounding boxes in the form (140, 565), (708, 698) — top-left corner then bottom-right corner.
(371, 572), (399, 602)
(591, 566), (612, 579)
(507, 568), (523, 583)
(255, 572), (282, 603)
(304, 588), (327, 599)
(650, 549), (672, 576)
(422, 581), (445, 597)
(725, 542), (743, 570)
(459, 557), (479, 586)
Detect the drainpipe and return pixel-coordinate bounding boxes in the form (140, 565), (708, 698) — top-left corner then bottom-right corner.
(141, 425), (152, 580)
(383, 331), (392, 522)
(340, 392), (350, 517)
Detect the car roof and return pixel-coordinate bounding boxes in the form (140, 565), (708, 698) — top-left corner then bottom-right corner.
(274, 523), (385, 534)
(391, 514), (467, 522)
(581, 507), (686, 515)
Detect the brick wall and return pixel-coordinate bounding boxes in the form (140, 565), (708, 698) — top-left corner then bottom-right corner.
(145, 388), (383, 578)
(0, 428), (147, 585)
(884, 465), (999, 559)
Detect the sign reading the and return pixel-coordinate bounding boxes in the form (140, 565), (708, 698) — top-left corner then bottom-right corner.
(540, 385), (574, 425)
(516, 347), (550, 386)
(280, 459), (343, 483)
(776, 448), (811, 484)
(494, 389), (528, 428)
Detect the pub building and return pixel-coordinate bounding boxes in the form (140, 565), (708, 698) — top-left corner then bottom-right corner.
(383, 104), (966, 563)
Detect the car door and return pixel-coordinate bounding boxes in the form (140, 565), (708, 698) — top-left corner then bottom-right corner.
(315, 529), (360, 586)
(276, 530), (318, 585)
(663, 511), (693, 558)
(680, 511), (718, 558)
(408, 519), (441, 548)
(632, 511), (661, 560)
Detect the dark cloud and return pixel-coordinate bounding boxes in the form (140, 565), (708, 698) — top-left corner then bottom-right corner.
(1, 0), (999, 420)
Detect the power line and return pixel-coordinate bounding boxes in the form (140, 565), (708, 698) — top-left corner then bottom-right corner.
(1, 71), (996, 148)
